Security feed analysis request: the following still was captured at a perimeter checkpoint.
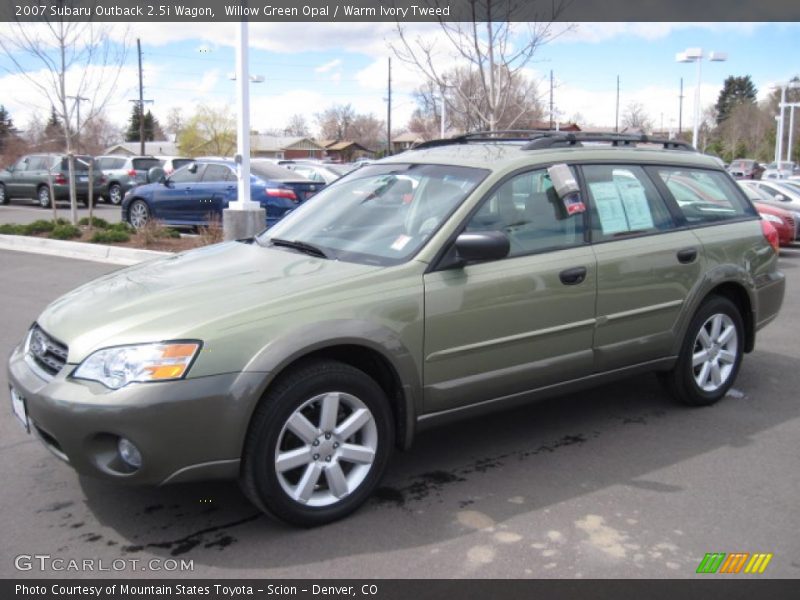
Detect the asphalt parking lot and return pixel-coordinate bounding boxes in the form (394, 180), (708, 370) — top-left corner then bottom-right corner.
(1, 247), (799, 579)
(0, 199), (122, 226)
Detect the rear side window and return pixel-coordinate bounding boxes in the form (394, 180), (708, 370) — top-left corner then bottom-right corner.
(202, 164), (234, 182)
(132, 158), (162, 171)
(656, 167), (756, 224)
(59, 156), (92, 171)
(97, 157), (126, 169)
(27, 156), (50, 170)
(582, 165), (675, 240)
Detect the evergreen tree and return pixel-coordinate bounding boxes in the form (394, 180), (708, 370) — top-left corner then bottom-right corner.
(126, 104), (164, 142)
(43, 106), (64, 145)
(715, 76), (757, 124)
(0, 105), (18, 152)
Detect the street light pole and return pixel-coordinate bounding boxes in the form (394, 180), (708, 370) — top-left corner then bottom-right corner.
(222, 18), (266, 241)
(676, 48), (727, 149)
(785, 102), (800, 165)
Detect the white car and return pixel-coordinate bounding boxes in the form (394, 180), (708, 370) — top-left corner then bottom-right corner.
(739, 179), (800, 211)
(156, 156), (194, 175)
(763, 161), (799, 180)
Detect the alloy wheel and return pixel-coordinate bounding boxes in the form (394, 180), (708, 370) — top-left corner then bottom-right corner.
(274, 391), (378, 507)
(129, 201), (149, 228)
(692, 313), (738, 393)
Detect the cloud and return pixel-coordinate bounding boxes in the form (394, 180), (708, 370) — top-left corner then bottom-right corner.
(557, 22), (769, 44)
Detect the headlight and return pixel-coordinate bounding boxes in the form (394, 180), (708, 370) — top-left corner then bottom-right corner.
(761, 213), (783, 225)
(72, 342), (201, 389)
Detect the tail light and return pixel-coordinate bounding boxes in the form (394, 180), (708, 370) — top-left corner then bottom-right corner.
(53, 173), (67, 185)
(761, 220), (780, 253)
(266, 188), (298, 202)
(99, 175), (107, 184)
(127, 169), (137, 177)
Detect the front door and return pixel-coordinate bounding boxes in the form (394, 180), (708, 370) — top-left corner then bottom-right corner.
(423, 168), (597, 414)
(153, 163), (206, 223)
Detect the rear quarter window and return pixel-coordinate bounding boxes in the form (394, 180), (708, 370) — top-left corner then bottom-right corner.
(655, 167), (756, 224)
(132, 158), (162, 171)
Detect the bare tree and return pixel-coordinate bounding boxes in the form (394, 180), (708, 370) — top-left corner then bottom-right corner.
(283, 114), (311, 137)
(0, 17), (129, 223)
(316, 104), (357, 140)
(164, 107), (184, 143)
(621, 102), (653, 133)
(391, 0), (568, 132)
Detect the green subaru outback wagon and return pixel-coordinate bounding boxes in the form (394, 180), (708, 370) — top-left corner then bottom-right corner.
(7, 132), (785, 526)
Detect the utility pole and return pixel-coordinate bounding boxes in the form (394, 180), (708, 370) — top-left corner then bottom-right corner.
(615, 75), (620, 133)
(66, 95), (88, 152)
(678, 77), (684, 134)
(386, 57), (392, 155)
(130, 39), (153, 155)
(549, 70), (554, 130)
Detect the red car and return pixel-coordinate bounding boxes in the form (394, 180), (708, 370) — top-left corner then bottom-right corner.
(754, 201), (796, 247)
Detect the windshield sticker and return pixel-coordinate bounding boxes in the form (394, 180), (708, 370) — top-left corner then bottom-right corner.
(390, 235), (412, 251)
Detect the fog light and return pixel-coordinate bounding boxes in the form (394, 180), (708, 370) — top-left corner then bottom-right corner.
(118, 438), (142, 469)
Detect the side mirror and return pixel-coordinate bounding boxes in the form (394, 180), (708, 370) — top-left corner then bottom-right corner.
(147, 166), (166, 183)
(454, 231), (510, 264)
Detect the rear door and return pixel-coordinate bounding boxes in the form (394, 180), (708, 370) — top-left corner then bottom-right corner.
(423, 167), (597, 414)
(195, 163), (237, 222)
(6, 156), (31, 196)
(582, 164), (704, 372)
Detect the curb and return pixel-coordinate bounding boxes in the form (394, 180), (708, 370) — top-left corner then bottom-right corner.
(0, 234), (171, 266)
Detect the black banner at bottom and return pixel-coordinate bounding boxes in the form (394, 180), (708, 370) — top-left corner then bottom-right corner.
(3, 579), (800, 600)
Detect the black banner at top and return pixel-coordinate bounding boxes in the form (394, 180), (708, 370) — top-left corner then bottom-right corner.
(1, 0), (799, 23)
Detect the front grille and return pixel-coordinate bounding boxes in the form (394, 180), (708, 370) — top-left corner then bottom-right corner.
(27, 324), (68, 376)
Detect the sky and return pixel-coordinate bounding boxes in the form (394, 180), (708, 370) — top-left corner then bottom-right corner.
(0, 21), (799, 142)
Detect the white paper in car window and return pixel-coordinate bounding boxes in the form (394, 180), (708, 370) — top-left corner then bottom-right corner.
(616, 179), (654, 230)
(589, 181), (628, 234)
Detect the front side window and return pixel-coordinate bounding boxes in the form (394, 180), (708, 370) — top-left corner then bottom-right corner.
(466, 168), (585, 256)
(202, 164), (234, 182)
(656, 167), (756, 223)
(583, 165), (674, 239)
(169, 163), (204, 183)
(259, 163), (488, 265)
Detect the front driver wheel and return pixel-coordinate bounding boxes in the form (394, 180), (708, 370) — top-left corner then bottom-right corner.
(241, 360), (393, 526)
(128, 199), (150, 228)
(660, 295), (744, 407)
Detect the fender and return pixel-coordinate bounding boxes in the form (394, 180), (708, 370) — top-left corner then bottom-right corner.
(242, 319), (422, 449)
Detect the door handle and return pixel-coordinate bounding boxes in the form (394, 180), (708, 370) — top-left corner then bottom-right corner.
(677, 247), (698, 264)
(559, 266), (587, 286)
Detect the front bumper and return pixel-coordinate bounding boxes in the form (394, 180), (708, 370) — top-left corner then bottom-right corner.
(7, 344), (266, 485)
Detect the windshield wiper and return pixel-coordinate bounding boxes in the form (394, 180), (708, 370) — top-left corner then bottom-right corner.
(269, 238), (330, 259)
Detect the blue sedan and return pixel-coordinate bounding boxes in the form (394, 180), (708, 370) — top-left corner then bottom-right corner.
(121, 160), (323, 229)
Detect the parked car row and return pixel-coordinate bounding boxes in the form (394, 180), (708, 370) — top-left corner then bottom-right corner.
(0, 153), (197, 208)
(738, 180), (800, 246)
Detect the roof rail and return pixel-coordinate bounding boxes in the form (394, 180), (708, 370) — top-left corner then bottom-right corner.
(413, 130), (697, 152)
(414, 129), (556, 149)
(521, 132), (696, 151)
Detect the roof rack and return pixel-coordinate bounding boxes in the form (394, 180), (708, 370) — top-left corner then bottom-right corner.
(521, 131), (696, 151)
(413, 130), (697, 152)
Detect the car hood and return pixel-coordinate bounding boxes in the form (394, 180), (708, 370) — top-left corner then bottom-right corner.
(37, 241), (384, 362)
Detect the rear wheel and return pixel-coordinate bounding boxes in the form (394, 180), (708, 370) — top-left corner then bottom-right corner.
(660, 295), (744, 406)
(241, 360), (393, 526)
(37, 185), (51, 208)
(128, 199), (150, 228)
(108, 183), (123, 205)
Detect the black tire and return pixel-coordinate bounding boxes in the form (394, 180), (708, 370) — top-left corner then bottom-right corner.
(0, 183), (8, 205)
(108, 183), (123, 205)
(660, 295), (744, 407)
(240, 360), (394, 527)
(37, 185), (51, 208)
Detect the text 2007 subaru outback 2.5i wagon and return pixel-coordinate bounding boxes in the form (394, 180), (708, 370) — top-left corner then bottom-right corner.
(7, 132), (785, 526)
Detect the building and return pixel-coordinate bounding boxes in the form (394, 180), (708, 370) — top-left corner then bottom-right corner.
(391, 132), (427, 153)
(103, 141), (181, 156)
(318, 140), (374, 162)
(250, 135), (326, 159)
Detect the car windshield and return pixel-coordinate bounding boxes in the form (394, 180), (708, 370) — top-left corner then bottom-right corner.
(257, 163), (488, 265)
